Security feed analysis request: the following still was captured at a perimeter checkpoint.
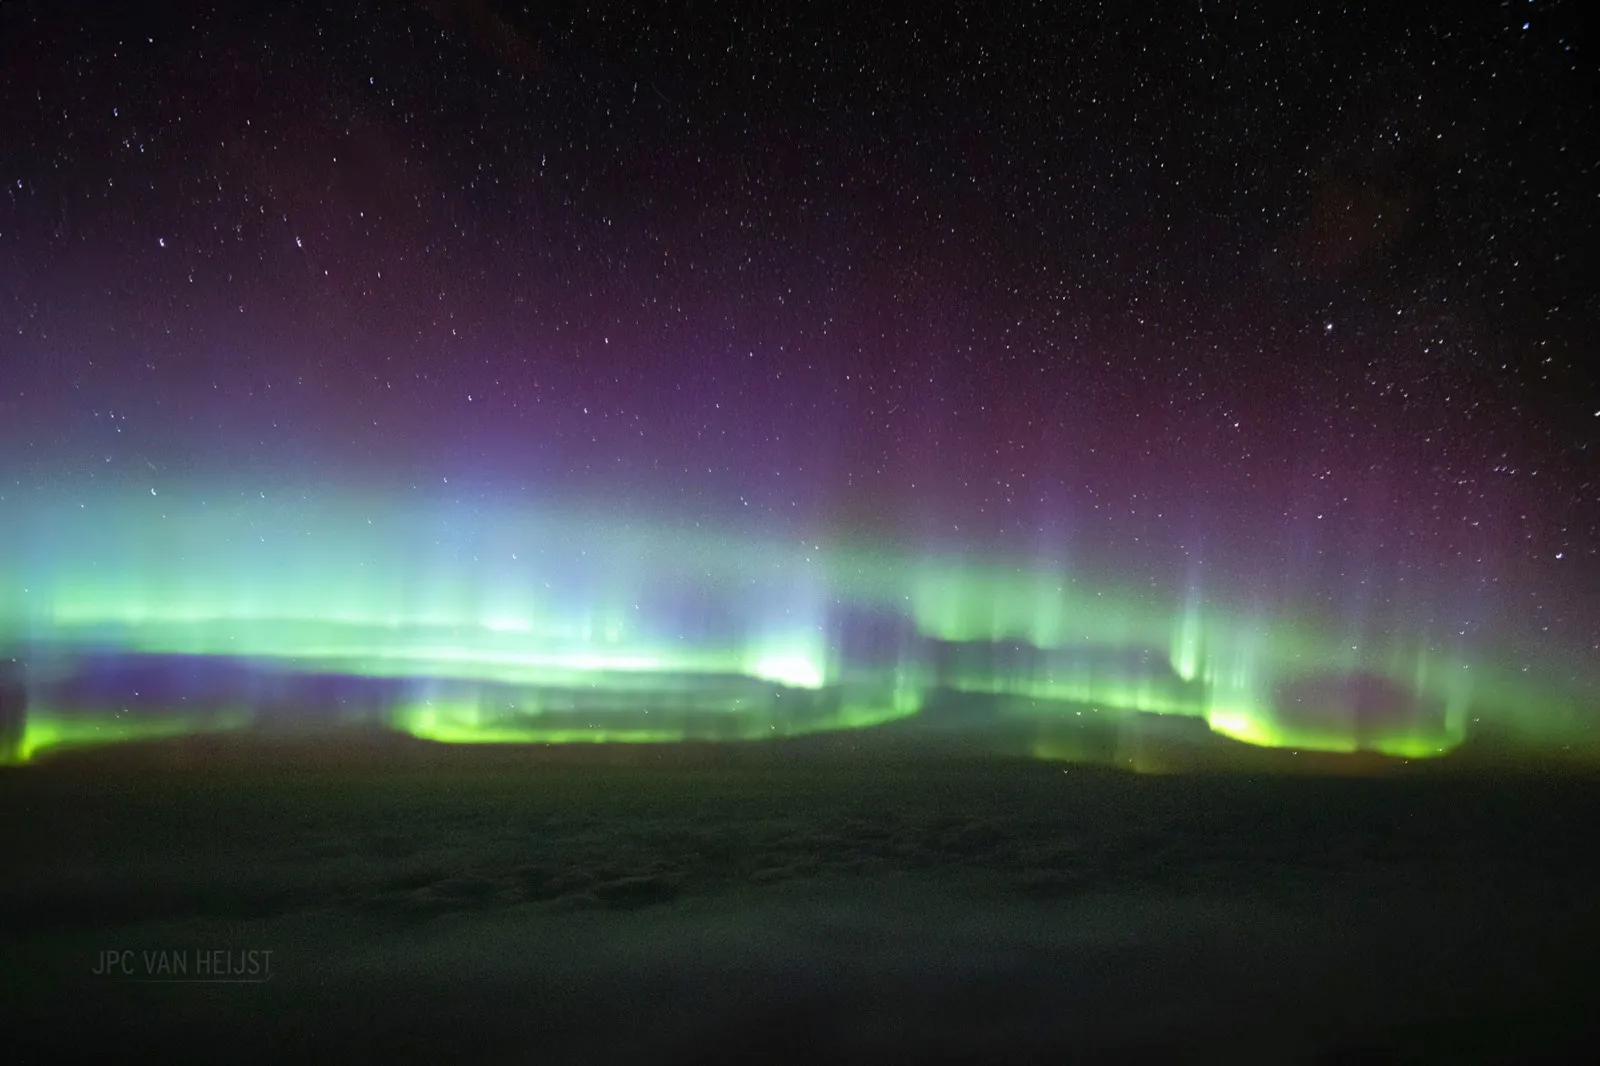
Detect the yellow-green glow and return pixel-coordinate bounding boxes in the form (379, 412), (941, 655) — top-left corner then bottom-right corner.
(11, 709), (254, 765)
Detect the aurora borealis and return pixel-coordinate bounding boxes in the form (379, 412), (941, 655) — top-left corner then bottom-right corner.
(7, 9), (1600, 1063)
(1, 2), (1595, 768)
(2, 484), (1593, 765)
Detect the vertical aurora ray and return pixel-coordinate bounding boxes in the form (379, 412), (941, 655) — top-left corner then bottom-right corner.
(1170, 585), (1204, 684)
(0, 488), (1592, 766)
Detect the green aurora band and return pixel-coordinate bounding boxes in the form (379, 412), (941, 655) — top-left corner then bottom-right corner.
(1, 490), (1593, 765)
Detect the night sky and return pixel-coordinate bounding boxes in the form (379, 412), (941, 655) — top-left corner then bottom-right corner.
(1, 2), (1596, 681)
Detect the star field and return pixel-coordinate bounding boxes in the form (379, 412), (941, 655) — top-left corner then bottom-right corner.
(1, 0), (1596, 672)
